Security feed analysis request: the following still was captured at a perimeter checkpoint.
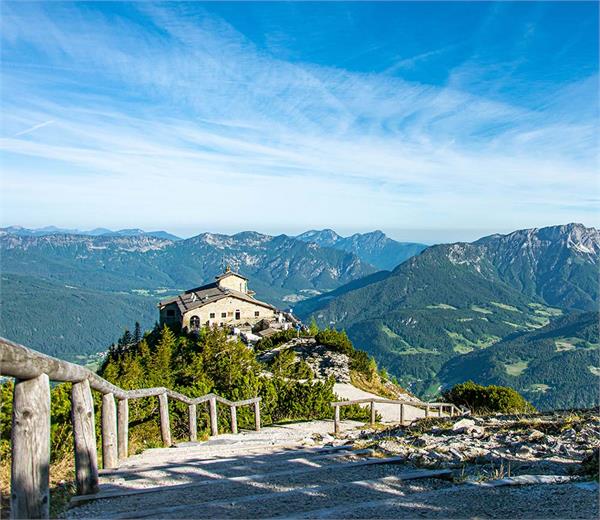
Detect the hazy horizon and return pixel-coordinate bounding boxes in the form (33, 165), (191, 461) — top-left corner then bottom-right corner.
(2, 221), (596, 246)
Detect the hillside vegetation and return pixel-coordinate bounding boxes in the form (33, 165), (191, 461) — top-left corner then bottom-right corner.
(1, 324), (380, 512)
(0, 273), (156, 362)
(440, 312), (600, 410)
(0, 229), (424, 359)
(297, 224), (599, 407)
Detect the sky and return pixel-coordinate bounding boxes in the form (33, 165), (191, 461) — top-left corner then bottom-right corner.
(0, 1), (598, 243)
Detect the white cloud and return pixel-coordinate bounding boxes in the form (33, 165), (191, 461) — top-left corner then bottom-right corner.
(0, 2), (597, 237)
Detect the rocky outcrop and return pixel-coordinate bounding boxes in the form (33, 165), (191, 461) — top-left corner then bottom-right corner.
(344, 410), (600, 482)
(258, 338), (351, 383)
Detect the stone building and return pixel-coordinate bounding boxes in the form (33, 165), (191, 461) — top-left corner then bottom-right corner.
(158, 267), (278, 332)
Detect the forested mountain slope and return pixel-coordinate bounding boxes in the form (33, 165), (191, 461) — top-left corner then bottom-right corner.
(440, 312), (599, 410)
(0, 229), (378, 358)
(0, 231), (376, 307)
(0, 273), (156, 362)
(296, 224), (599, 402)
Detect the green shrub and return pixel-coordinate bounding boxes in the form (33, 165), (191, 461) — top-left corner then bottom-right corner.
(315, 328), (376, 377)
(443, 380), (536, 414)
(315, 329), (354, 355)
(255, 328), (304, 352)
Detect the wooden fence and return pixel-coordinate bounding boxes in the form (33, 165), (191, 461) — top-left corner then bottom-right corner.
(331, 397), (469, 433)
(0, 336), (261, 519)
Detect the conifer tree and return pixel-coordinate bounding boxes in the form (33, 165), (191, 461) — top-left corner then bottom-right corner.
(148, 325), (176, 386)
(133, 322), (142, 345)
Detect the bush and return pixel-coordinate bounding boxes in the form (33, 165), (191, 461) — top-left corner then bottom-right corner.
(315, 329), (354, 356)
(315, 328), (376, 377)
(443, 381), (536, 414)
(255, 329), (304, 352)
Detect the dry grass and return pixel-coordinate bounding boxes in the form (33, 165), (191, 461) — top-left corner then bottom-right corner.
(349, 370), (407, 400)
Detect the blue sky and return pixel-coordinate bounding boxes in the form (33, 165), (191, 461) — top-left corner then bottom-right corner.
(1, 1), (598, 242)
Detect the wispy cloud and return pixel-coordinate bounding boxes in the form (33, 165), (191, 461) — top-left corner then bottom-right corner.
(0, 2), (597, 237)
(14, 120), (55, 137)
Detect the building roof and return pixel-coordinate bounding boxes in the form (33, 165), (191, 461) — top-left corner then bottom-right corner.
(215, 265), (248, 281)
(159, 281), (277, 314)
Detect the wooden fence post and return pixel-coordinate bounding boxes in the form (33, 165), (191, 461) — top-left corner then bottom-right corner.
(189, 404), (197, 442)
(11, 374), (51, 519)
(425, 405), (430, 418)
(253, 400), (261, 432)
(230, 405), (238, 434)
(158, 393), (172, 446)
(102, 393), (118, 469)
(334, 405), (340, 434)
(370, 401), (376, 425)
(208, 397), (218, 436)
(71, 379), (99, 495)
(438, 406), (443, 418)
(117, 399), (129, 459)
(399, 403), (405, 426)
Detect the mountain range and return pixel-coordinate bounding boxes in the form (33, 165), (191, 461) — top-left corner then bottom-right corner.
(295, 223), (599, 408)
(296, 229), (427, 270)
(1, 222), (597, 410)
(0, 228), (423, 360)
(1, 225), (181, 241)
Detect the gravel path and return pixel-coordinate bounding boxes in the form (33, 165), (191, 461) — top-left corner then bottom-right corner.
(67, 419), (598, 519)
(290, 481), (599, 519)
(333, 383), (427, 423)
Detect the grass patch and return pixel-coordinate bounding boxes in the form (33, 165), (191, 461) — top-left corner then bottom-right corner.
(491, 302), (521, 312)
(471, 305), (493, 314)
(426, 303), (457, 310)
(529, 304), (563, 317)
(528, 383), (551, 393)
(447, 331), (500, 353)
(503, 321), (521, 328)
(504, 359), (529, 376)
(381, 325), (401, 339)
(454, 344), (474, 354)
(350, 370), (404, 400)
(555, 340), (576, 352)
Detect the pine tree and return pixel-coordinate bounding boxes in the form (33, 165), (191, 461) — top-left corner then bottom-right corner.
(308, 317), (319, 336)
(147, 325), (176, 387)
(133, 322), (142, 345)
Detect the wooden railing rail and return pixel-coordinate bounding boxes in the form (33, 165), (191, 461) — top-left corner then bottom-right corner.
(331, 397), (470, 434)
(0, 336), (261, 519)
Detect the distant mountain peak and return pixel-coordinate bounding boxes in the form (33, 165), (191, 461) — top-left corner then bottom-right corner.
(296, 229), (427, 270)
(0, 225), (181, 241)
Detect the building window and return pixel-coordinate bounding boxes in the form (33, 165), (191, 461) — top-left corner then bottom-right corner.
(190, 316), (200, 329)
(228, 311), (234, 317)
(167, 309), (175, 317)
(209, 312), (215, 319)
(254, 311), (260, 317)
(235, 310), (241, 320)
(221, 312), (227, 318)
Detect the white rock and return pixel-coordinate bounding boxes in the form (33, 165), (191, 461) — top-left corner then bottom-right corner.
(452, 419), (476, 432)
(528, 429), (545, 441)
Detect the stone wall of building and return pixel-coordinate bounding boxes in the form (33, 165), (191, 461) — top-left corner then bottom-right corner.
(217, 275), (248, 294)
(182, 296), (275, 329)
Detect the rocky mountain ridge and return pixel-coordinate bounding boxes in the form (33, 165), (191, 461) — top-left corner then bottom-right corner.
(296, 224), (599, 407)
(0, 225), (181, 241)
(297, 229), (427, 270)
